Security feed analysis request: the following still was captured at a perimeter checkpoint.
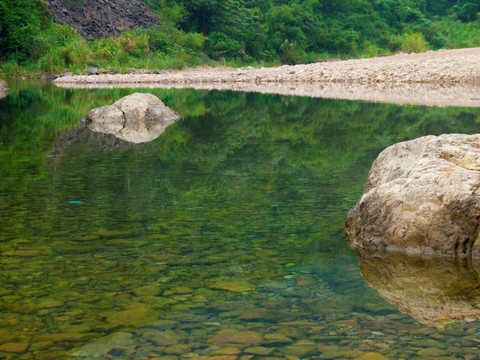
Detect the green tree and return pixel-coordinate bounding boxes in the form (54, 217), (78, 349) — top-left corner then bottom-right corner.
(0, 0), (51, 61)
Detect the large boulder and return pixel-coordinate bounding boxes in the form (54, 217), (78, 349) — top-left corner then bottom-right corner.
(356, 249), (480, 326)
(0, 80), (9, 100)
(346, 134), (480, 257)
(85, 93), (180, 143)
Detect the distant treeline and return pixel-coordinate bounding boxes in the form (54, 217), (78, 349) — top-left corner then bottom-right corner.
(1, 0), (480, 76)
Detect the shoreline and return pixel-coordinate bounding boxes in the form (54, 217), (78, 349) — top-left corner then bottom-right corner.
(53, 47), (480, 107)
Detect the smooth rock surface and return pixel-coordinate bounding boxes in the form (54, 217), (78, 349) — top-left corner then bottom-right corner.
(346, 134), (480, 257)
(85, 92), (180, 143)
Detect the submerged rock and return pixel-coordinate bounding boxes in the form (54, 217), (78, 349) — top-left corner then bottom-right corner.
(70, 332), (135, 358)
(0, 80), (9, 100)
(0, 343), (29, 353)
(356, 249), (480, 326)
(85, 93), (180, 143)
(346, 134), (480, 257)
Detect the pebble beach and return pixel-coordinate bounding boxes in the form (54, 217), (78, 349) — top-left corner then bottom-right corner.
(53, 47), (480, 107)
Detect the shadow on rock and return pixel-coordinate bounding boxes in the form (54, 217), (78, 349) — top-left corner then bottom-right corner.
(85, 92), (180, 143)
(356, 249), (480, 327)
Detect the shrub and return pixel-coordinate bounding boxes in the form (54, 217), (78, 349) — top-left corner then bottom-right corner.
(0, 0), (52, 61)
(205, 32), (243, 59)
(280, 39), (304, 64)
(401, 32), (429, 53)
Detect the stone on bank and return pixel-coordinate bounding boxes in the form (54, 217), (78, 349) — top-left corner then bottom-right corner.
(346, 134), (480, 257)
(0, 80), (9, 100)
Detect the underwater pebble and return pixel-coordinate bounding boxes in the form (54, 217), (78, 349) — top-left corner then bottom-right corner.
(355, 353), (390, 360)
(210, 281), (255, 292)
(0, 342), (29, 353)
(416, 348), (450, 357)
(208, 330), (263, 345)
(211, 347), (242, 355)
(132, 285), (162, 297)
(106, 305), (158, 327)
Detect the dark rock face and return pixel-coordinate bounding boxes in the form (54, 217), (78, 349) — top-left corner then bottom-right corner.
(346, 134), (480, 257)
(44, 0), (159, 38)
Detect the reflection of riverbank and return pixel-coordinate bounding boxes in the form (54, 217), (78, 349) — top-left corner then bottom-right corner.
(54, 81), (480, 108)
(356, 249), (480, 327)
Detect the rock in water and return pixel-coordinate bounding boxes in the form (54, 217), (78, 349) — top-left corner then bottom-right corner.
(85, 93), (180, 143)
(0, 80), (9, 100)
(346, 134), (480, 257)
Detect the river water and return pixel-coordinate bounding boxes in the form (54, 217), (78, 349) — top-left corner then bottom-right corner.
(1, 81), (480, 359)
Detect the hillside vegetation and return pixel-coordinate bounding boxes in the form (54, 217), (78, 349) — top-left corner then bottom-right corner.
(1, 0), (480, 77)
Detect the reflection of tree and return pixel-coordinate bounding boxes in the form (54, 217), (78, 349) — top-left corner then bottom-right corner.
(1, 82), (480, 261)
(356, 249), (480, 327)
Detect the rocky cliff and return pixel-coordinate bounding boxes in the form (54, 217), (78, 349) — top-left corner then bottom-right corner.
(43, 0), (159, 38)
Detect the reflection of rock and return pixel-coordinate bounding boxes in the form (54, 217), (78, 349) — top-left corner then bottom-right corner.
(85, 93), (180, 143)
(356, 249), (480, 326)
(0, 80), (9, 100)
(346, 134), (480, 257)
(52, 121), (147, 156)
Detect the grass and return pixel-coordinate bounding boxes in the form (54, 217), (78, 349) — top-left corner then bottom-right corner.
(2, 17), (480, 79)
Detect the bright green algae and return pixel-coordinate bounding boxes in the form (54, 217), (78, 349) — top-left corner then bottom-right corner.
(1, 81), (480, 359)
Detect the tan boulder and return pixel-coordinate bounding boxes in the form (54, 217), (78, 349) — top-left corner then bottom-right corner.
(85, 92), (180, 143)
(346, 134), (480, 257)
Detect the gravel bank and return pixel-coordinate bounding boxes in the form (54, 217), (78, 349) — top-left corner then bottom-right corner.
(54, 47), (480, 107)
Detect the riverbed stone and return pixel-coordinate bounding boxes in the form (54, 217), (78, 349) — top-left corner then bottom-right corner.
(281, 343), (317, 358)
(211, 347), (242, 355)
(0, 342), (29, 353)
(416, 348), (450, 357)
(164, 343), (194, 354)
(355, 353), (389, 360)
(36, 332), (89, 343)
(210, 281), (255, 292)
(105, 304), (158, 326)
(208, 330), (263, 345)
(70, 332), (135, 358)
(132, 284), (162, 297)
(263, 333), (293, 344)
(39, 299), (64, 308)
(244, 346), (274, 355)
(149, 330), (184, 346)
(346, 134), (480, 257)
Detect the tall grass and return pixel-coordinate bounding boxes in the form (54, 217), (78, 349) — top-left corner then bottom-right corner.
(2, 16), (480, 79)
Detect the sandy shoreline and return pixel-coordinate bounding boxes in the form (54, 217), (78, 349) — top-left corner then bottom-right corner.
(53, 47), (480, 107)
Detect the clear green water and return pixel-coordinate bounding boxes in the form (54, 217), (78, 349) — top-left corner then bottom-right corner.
(2, 81), (480, 359)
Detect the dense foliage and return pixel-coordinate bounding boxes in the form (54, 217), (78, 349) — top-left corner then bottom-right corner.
(1, 0), (480, 75)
